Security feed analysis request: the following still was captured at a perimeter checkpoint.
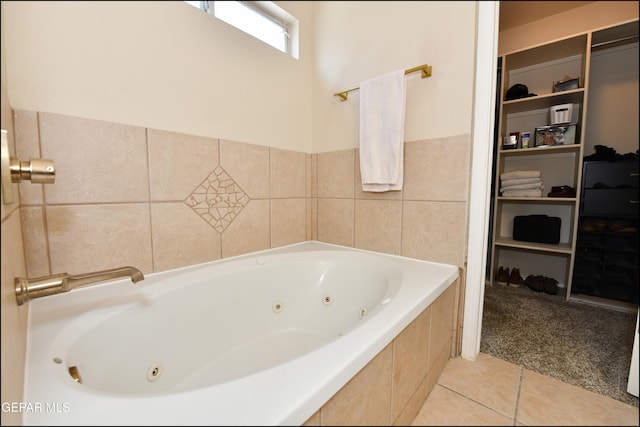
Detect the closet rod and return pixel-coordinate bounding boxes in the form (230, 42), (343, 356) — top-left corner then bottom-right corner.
(333, 64), (432, 101)
(591, 34), (639, 49)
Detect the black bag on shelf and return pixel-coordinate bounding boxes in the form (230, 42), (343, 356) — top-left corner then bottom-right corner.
(513, 215), (561, 244)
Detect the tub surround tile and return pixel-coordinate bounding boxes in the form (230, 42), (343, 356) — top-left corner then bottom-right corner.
(310, 153), (318, 198)
(19, 206), (51, 277)
(393, 373), (430, 426)
(306, 153), (313, 197)
(316, 149), (355, 199)
(309, 197), (318, 241)
(38, 112), (149, 204)
(13, 110), (44, 205)
(271, 198), (306, 247)
(147, 128), (219, 201)
(150, 202), (222, 272)
(221, 199), (270, 258)
(391, 306), (432, 420)
(518, 369), (639, 426)
(11, 110), (323, 280)
(401, 200), (466, 266)
(184, 165), (250, 233)
(321, 343), (393, 426)
(12, 109), (470, 283)
(429, 285), (455, 372)
(437, 352), (521, 418)
(270, 147), (306, 198)
(45, 204), (153, 275)
(403, 135), (470, 202)
(317, 198), (354, 247)
(354, 199), (402, 255)
(425, 343), (451, 402)
(314, 136), (471, 269)
(220, 139), (270, 199)
(452, 267), (466, 357)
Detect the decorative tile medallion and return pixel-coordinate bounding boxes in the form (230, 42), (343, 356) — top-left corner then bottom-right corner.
(185, 166), (250, 233)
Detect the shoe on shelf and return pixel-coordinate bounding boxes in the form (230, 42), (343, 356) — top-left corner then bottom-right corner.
(591, 218), (608, 232)
(543, 277), (559, 295)
(609, 219), (638, 233)
(495, 267), (509, 286)
(524, 274), (544, 292)
(547, 185), (576, 198)
(579, 218), (595, 232)
(508, 267), (523, 288)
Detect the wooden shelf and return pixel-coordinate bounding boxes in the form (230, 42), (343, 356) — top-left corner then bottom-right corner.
(497, 196), (577, 204)
(494, 237), (573, 255)
(502, 89), (585, 114)
(499, 143), (581, 157)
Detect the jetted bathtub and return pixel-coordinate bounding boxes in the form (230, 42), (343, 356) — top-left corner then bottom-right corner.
(21, 241), (459, 425)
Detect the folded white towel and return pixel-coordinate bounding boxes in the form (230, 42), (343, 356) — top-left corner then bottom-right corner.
(500, 170), (541, 181)
(500, 177), (541, 187)
(500, 182), (543, 191)
(501, 189), (543, 197)
(359, 69), (406, 192)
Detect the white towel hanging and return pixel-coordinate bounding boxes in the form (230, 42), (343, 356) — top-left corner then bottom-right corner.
(359, 69), (407, 192)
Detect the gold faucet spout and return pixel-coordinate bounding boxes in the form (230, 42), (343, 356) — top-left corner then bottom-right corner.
(15, 266), (144, 305)
(63, 266), (145, 291)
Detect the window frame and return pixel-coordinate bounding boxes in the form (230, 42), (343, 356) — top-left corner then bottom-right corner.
(186, 1), (299, 58)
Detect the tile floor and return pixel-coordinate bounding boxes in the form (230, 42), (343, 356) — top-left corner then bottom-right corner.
(412, 352), (639, 426)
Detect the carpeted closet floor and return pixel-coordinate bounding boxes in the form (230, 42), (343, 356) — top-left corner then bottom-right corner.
(480, 283), (639, 407)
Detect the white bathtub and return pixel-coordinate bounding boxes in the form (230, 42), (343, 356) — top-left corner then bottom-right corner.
(22, 241), (459, 425)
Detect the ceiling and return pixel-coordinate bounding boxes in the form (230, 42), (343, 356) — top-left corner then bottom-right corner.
(499, 1), (596, 31)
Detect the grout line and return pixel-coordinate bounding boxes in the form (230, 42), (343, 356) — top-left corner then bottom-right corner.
(513, 366), (524, 426)
(437, 383), (515, 422)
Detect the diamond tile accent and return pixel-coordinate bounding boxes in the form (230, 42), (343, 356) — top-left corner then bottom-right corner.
(185, 166), (250, 233)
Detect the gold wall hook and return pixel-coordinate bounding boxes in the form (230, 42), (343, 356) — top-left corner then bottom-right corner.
(1, 129), (56, 204)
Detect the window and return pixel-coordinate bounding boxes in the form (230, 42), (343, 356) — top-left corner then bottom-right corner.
(185, 1), (298, 58)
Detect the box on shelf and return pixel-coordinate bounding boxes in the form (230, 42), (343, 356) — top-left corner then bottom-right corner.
(513, 215), (561, 244)
(553, 77), (580, 92)
(550, 103), (573, 124)
(534, 123), (577, 147)
(502, 134), (518, 150)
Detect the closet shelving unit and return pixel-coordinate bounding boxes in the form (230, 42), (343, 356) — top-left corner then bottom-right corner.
(490, 33), (588, 300)
(489, 20), (639, 303)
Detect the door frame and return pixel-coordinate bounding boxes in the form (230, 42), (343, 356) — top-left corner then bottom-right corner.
(462, 0), (499, 360)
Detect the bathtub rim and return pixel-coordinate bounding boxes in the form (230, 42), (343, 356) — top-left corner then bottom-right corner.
(22, 241), (459, 426)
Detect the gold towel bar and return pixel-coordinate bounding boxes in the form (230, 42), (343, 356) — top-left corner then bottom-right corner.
(333, 64), (432, 101)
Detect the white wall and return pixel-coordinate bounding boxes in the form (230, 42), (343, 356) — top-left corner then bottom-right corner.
(3, 1), (478, 154)
(2, 1), (314, 152)
(311, 1), (477, 153)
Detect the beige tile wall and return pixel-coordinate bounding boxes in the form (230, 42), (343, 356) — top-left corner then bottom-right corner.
(315, 135), (470, 266)
(15, 111), (312, 278)
(16, 110), (470, 276)
(303, 280), (458, 425)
